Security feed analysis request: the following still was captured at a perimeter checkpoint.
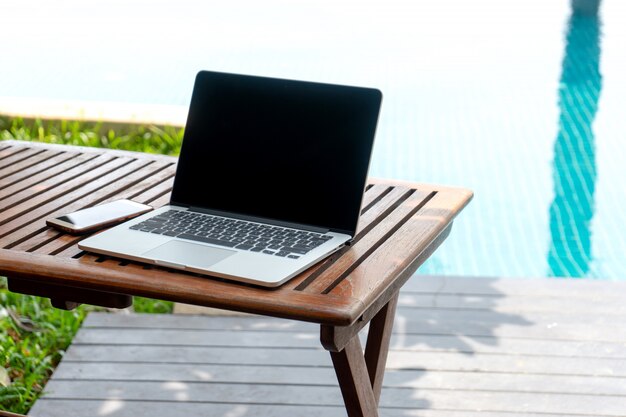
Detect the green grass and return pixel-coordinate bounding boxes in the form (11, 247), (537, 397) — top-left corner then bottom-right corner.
(0, 277), (96, 414)
(0, 116), (184, 156)
(0, 116), (183, 413)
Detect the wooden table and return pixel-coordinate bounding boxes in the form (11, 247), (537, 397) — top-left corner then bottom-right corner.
(0, 140), (472, 417)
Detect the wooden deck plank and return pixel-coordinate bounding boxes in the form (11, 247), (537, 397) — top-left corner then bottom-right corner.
(37, 379), (626, 416)
(72, 310), (626, 344)
(65, 344), (624, 377)
(72, 328), (323, 349)
(29, 401), (351, 417)
(68, 331), (626, 377)
(63, 345), (331, 367)
(30, 276), (626, 416)
(53, 362), (626, 396)
(80, 312), (626, 359)
(29, 400), (577, 417)
(397, 292), (626, 315)
(73, 312), (626, 343)
(84, 306), (626, 334)
(403, 275), (626, 298)
(65, 332), (626, 362)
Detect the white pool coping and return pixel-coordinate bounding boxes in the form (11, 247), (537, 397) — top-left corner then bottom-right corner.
(0, 97), (187, 127)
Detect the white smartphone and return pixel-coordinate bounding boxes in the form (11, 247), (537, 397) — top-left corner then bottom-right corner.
(46, 199), (154, 235)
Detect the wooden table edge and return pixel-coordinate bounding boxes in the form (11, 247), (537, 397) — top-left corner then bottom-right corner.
(0, 249), (365, 326)
(0, 141), (473, 328)
(368, 176), (474, 198)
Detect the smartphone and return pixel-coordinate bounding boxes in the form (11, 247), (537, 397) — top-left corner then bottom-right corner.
(46, 200), (154, 234)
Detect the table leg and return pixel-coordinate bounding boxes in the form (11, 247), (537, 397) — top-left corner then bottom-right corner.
(325, 293), (399, 417)
(364, 293), (399, 404)
(330, 336), (379, 417)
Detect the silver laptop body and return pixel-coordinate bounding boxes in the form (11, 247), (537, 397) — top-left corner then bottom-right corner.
(80, 71), (382, 287)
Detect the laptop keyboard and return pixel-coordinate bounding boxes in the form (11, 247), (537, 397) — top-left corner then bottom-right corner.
(130, 210), (333, 259)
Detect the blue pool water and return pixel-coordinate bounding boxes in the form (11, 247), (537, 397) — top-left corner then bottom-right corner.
(1, 0), (625, 279)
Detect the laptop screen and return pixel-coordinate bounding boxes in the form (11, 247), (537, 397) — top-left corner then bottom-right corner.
(171, 71), (382, 235)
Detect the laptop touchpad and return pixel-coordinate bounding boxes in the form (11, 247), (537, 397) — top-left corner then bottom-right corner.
(143, 240), (235, 269)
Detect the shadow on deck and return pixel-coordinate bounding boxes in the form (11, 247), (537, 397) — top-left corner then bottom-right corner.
(28, 275), (626, 417)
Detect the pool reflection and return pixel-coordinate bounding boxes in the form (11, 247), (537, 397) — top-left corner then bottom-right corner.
(547, 0), (602, 277)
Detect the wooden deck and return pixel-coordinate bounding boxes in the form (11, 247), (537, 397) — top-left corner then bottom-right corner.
(28, 275), (626, 417)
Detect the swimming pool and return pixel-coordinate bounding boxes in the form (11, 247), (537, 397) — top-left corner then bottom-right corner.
(1, 0), (624, 279)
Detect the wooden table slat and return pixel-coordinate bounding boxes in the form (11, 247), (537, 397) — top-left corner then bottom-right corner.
(359, 183), (391, 214)
(148, 192), (172, 210)
(0, 153), (116, 213)
(1, 158), (172, 249)
(0, 155), (136, 243)
(0, 144), (29, 160)
(127, 174), (174, 204)
(294, 186), (414, 292)
(0, 150), (73, 188)
(0, 147), (49, 177)
(0, 140), (472, 326)
(301, 189), (434, 294)
(0, 148), (63, 178)
(355, 186), (415, 238)
(28, 167), (176, 256)
(331, 189), (472, 303)
(0, 151), (94, 201)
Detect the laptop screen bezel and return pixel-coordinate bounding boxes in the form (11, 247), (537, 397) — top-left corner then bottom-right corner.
(170, 71), (382, 237)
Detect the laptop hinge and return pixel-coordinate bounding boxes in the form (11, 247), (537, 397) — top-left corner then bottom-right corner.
(189, 207), (330, 234)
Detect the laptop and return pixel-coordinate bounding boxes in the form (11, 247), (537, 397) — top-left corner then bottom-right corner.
(79, 70), (382, 287)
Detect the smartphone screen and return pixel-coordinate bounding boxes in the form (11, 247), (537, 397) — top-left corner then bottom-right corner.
(49, 200), (153, 233)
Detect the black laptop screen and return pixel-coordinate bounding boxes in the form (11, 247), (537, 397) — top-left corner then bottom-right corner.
(170, 71), (382, 235)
